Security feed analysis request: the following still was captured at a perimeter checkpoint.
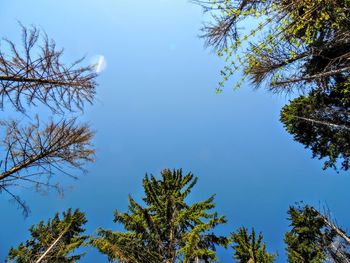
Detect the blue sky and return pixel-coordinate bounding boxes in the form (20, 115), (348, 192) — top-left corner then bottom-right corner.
(1, 0), (350, 262)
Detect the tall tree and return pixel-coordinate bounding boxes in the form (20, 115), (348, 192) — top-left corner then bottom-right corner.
(281, 88), (350, 171)
(194, 0), (350, 171)
(8, 208), (88, 263)
(231, 227), (276, 263)
(285, 204), (350, 263)
(285, 205), (330, 263)
(90, 169), (229, 263)
(0, 25), (98, 214)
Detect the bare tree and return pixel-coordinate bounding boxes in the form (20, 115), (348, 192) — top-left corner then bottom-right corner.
(0, 25), (97, 113)
(0, 117), (95, 216)
(0, 25), (98, 215)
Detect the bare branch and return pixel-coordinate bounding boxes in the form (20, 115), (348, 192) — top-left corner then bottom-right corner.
(272, 66), (350, 87)
(0, 25), (97, 113)
(0, 117), (95, 214)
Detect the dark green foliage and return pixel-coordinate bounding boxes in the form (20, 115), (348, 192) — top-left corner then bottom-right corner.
(8, 209), (88, 263)
(281, 88), (350, 171)
(231, 227), (276, 263)
(284, 205), (334, 263)
(90, 168), (229, 263)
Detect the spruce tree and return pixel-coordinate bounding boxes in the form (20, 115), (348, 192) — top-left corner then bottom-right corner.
(281, 88), (350, 171)
(284, 205), (332, 263)
(231, 227), (276, 263)
(8, 209), (88, 263)
(90, 169), (229, 263)
(284, 204), (350, 262)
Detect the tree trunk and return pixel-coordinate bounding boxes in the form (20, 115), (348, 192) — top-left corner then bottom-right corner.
(273, 66), (350, 86)
(292, 115), (350, 131)
(35, 226), (69, 263)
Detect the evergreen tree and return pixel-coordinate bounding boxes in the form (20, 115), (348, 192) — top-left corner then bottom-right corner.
(90, 169), (229, 263)
(285, 204), (350, 262)
(281, 88), (350, 171)
(284, 205), (333, 263)
(231, 227), (276, 263)
(8, 209), (88, 263)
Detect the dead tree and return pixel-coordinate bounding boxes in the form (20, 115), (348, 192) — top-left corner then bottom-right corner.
(0, 117), (95, 216)
(0, 25), (97, 113)
(0, 25), (98, 215)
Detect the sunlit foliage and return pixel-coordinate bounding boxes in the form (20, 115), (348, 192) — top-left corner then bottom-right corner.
(8, 209), (88, 262)
(231, 227), (276, 263)
(195, 0), (350, 171)
(90, 169), (229, 263)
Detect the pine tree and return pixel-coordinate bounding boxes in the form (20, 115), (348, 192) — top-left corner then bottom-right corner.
(8, 208), (88, 263)
(90, 169), (229, 263)
(231, 227), (276, 263)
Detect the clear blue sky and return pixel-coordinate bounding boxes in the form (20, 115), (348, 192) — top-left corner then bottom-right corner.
(1, 1), (350, 262)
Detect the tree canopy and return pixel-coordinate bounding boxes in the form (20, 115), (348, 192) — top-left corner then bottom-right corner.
(90, 169), (229, 263)
(195, 0), (350, 171)
(231, 227), (276, 263)
(281, 89), (350, 171)
(285, 204), (350, 263)
(285, 205), (330, 263)
(8, 208), (88, 263)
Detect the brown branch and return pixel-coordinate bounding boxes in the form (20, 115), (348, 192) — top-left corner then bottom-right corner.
(0, 117), (95, 214)
(0, 25), (97, 113)
(0, 75), (89, 88)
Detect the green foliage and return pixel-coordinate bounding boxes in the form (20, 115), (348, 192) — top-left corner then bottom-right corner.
(281, 87), (350, 171)
(197, 0), (350, 171)
(8, 209), (88, 263)
(198, 0), (350, 91)
(284, 205), (334, 263)
(231, 227), (276, 263)
(90, 169), (229, 263)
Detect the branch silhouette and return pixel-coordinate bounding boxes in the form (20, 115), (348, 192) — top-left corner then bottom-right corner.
(0, 117), (95, 216)
(0, 25), (97, 113)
